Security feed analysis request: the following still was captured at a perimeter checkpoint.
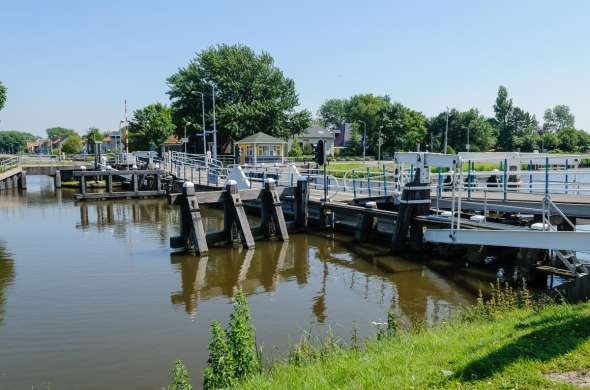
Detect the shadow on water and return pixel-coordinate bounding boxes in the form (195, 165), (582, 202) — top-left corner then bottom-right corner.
(455, 312), (590, 382)
(0, 242), (15, 327)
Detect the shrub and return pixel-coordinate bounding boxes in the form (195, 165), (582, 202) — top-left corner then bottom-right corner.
(228, 290), (259, 380)
(288, 143), (303, 157)
(203, 321), (234, 389)
(167, 360), (192, 390)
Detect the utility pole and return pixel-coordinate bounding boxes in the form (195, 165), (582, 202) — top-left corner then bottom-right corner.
(212, 85), (218, 160)
(444, 106), (449, 154)
(124, 99), (129, 154)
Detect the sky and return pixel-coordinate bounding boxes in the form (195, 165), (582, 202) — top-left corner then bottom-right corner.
(0, 0), (589, 137)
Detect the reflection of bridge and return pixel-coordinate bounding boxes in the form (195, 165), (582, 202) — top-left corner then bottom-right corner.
(168, 234), (477, 325)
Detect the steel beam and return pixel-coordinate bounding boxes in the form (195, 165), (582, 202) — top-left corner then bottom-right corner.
(424, 229), (590, 252)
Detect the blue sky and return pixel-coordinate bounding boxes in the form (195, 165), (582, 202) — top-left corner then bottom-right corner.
(1, 0), (588, 137)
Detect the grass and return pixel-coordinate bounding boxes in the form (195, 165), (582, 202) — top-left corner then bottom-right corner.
(236, 302), (590, 389)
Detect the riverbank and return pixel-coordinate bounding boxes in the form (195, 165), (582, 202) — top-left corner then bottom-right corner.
(237, 302), (590, 389)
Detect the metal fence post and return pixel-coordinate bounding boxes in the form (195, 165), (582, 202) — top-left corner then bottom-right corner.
(529, 160), (532, 193)
(565, 158), (569, 195)
(545, 156), (549, 196)
(367, 167), (372, 197)
(503, 158), (507, 201)
(352, 169), (357, 199)
(438, 166), (442, 199)
(467, 160), (472, 201)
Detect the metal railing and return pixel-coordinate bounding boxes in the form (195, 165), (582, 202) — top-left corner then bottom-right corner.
(0, 156), (20, 173)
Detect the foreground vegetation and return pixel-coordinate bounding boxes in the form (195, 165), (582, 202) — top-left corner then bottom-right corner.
(167, 283), (590, 389)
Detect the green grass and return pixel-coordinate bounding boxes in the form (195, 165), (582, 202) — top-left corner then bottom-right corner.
(237, 303), (590, 389)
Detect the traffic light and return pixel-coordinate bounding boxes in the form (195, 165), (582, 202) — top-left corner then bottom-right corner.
(314, 140), (325, 165)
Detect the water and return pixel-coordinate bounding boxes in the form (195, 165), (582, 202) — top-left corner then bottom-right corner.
(0, 176), (482, 389)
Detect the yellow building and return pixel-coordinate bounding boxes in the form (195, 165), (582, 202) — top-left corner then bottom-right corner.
(236, 132), (286, 164)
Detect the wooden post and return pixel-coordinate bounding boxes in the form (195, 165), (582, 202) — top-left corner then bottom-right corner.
(80, 175), (86, 194)
(391, 168), (431, 254)
(356, 201), (378, 242)
(107, 173), (113, 193)
(180, 182), (208, 254)
(132, 173), (138, 192)
(294, 177), (308, 230)
(55, 170), (62, 189)
(19, 171), (27, 190)
(260, 178), (289, 240)
(224, 180), (255, 249)
(156, 172), (162, 192)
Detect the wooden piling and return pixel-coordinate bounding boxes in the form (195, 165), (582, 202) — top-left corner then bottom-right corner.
(107, 174), (113, 193)
(79, 175), (86, 194)
(260, 178), (289, 240)
(224, 180), (255, 249)
(294, 178), (308, 230)
(391, 168), (431, 254)
(19, 171), (27, 190)
(53, 169), (61, 189)
(179, 182), (208, 254)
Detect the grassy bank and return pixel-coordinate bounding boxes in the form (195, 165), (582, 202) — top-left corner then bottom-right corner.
(237, 302), (590, 389)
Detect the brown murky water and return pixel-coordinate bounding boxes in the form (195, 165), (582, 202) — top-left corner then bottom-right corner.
(0, 176), (484, 389)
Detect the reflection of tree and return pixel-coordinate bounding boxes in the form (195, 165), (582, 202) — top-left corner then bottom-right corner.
(0, 242), (15, 326)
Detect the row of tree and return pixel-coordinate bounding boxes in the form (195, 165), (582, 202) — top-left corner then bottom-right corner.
(0, 126), (113, 154)
(318, 86), (587, 156)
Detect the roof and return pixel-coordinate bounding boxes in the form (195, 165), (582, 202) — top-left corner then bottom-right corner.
(236, 132), (286, 144)
(296, 125), (334, 139)
(164, 134), (182, 145)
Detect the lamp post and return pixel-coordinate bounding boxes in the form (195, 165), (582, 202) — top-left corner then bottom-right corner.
(357, 120), (367, 159)
(466, 126), (470, 152)
(444, 106), (449, 154)
(183, 121), (191, 155)
(191, 91), (206, 158)
(378, 125), (383, 165)
(212, 85), (218, 160)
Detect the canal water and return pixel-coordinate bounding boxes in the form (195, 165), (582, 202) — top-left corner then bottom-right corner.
(0, 176), (483, 389)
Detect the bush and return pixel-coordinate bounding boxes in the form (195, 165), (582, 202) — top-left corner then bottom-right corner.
(302, 143), (314, 155)
(203, 321), (234, 389)
(228, 290), (259, 380)
(167, 360), (193, 390)
(288, 143), (303, 157)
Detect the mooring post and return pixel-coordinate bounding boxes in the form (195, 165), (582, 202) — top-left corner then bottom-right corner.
(156, 172), (162, 192)
(132, 173), (139, 193)
(295, 177), (309, 231)
(356, 201), (378, 242)
(180, 181), (208, 254)
(391, 167), (431, 254)
(54, 170), (62, 189)
(79, 175), (86, 194)
(19, 171), (27, 190)
(107, 173), (113, 193)
(224, 180), (255, 249)
(260, 178), (289, 240)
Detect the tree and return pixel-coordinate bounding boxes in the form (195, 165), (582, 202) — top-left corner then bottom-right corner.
(167, 44), (311, 152)
(84, 127), (104, 144)
(61, 134), (82, 154)
(46, 127), (77, 140)
(0, 131), (36, 154)
(288, 142), (303, 157)
(128, 103), (175, 150)
(427, 108), (495, 153)
(345, 94), (390, 154)
(0, 82), (6, 112)
(379, 102), (427, 153)
(493, 86), (514, 151)
(318, 98), (347, 128)
(543, 104), (575, 133)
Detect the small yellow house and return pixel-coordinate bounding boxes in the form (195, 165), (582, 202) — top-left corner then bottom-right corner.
(236, 132), (286, 164)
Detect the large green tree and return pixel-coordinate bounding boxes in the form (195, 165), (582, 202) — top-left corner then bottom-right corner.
(378, 102), (427, 154)
(0, 82), (6, 112)
(427, 109), (495, 153)
(543, 104), (575, 133)
(128, 103), (175, 150)
(61, 134), (82, 154)
(167, 44), (311, 152)
(46, 127), (77, 140)
(318, 98), (347, 128)
(493, 86), (514, 151)
(0, 131), (36, 154)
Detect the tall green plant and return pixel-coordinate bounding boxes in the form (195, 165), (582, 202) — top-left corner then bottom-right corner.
(203, 320), (234, 389)
(167, 360), (192, 390)
(227, 290), (259, 380)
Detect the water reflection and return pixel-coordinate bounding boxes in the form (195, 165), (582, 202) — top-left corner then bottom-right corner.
(0, 242), (15, 327)
(169, 233), (476, 326)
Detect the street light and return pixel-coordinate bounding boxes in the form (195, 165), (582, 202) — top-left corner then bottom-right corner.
(212, 85), (218, 160)
(444, 106), (449, 154)
(357, 120), (367, 159)
(183, 121), (191, 154)
(378, 125), (383, 165)
(191, 91), (206, 159)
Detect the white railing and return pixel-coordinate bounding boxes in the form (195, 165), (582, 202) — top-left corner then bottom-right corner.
(0, 156), (20, 172)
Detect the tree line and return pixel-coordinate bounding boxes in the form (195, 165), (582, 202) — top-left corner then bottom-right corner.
(318, 85), (588, 157)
